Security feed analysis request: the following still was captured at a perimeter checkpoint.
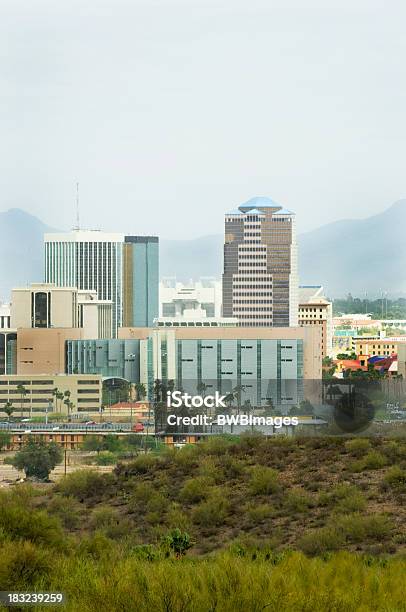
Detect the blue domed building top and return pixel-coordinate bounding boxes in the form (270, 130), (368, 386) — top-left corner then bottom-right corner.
(239, 196), (281, 210)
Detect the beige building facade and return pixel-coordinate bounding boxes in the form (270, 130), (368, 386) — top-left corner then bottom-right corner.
(11, 283), (112, 338)
(298, 286), (333, 359)
(16, 328), (87, 375)
(0, 374), (102, 415)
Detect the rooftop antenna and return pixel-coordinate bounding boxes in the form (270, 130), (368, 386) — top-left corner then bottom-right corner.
(75, 182), (80, 230)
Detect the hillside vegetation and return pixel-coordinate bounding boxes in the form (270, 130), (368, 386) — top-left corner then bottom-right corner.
(1, 434), (406, 610)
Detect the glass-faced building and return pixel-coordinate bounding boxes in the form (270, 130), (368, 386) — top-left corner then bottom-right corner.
(123, 237), (159, 328)
(66, 339), (140, 383)
(223, 197), (298, 327)
(119, 326), (320, 409)
(0, 332), (17, 375)
(44, 231), (159, 336)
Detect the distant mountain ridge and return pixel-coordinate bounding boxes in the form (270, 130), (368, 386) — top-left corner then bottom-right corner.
(0, 208), (56, 301)
(0, 201), (405, 301)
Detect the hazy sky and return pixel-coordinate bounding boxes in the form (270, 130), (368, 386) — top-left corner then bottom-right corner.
(1, 0), (406, 238)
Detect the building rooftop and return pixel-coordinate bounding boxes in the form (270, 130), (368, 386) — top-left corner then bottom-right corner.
(239, 196), (281, 209)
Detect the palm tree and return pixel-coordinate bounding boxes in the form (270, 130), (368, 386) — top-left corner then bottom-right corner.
(56, 391), (64, 413)
(134, 382), (147, 401)
(62, 392), (72, 420)
(16, 384), (27, 418)
(4, 401), (13, 430)
(52, 387), (59, 412)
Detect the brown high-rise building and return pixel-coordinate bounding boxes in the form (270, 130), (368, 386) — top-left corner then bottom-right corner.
(222, 197), (298, 327)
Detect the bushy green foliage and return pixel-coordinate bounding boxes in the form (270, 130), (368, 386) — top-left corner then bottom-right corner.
(126, 453), (159, 474)
(345, 438), (371, 456)
(47, 495), (82, 529)
(56, 470), (111, 499)
(0, 490), (63, 547)
(249, 466), (281, 495)
(245, 502), (274, 523)
(192, 491), (230, 527)
(95, 451), (116, 465)
(318, 484), (366, 513)
(11, 439), (63, 480)
(0, 541), (54, 590)
(382, 466), (406, 493)
(350, 450), (387, 472)
(284, 488), (314, 513)
(162, 528), (192, 557)
(180, 476), (213, 504)
(0, 431), (11, 450)
(298, 527), (343, 555)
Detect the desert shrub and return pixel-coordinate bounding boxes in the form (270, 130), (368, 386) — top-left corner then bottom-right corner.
(0, 541), (53, 589)
(318, 484), (367, 513)
(128, 482), (155, 509)
(56, 470), (111, 499)
(47, 495), (82, 529)
(200, 436), (235, 456)
(126, 454), (159, 474)
(333, 513), (393, 543)
(171, 444), (200, 468)
(245, 502), (273, 523)
(165, 503), (192, 531)
(146, 491), (168, 514)
(180, 476), (213, 504)
(381, 440), (405, 462)
(363, 451), (387, 469)
(198, 456), (223, 482)
(382, 466), (406, 493)
(77, 531), (114, 560)
(284, 488), (314, 513)
(130, 544), (160, 561)
(249, 466), (280, 495)
(344, 438), (371, 457)
(298, 527), (343, 555)
(350, 450), (387, 472)
(217, 454), (245, 479)
(0, 494), (63, 547)
(192, 492), (230, 527)
(89, 506), (119, 531)
(334, 490), (366, 513)
(95, 451), (116, 465)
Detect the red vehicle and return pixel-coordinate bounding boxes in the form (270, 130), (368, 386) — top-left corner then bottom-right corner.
(132, 422), (144, 432)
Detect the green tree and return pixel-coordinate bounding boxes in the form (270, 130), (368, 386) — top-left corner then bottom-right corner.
(16, 384), (27, 417)
(162, 528), (193, 558)
(134, 383), (147, 401)
(82, 435), (105, 454)
(4, 401), (14, 426)
(11, 439), (63, 480)
(82, 434), (122, 454)
(52, 387), (59, 411)
(0, 431), (11, 451)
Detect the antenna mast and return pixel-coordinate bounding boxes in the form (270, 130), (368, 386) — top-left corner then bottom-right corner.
(75, 182), (80, 230)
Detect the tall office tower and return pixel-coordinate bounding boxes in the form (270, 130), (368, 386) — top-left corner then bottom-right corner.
(122, 236), (159, 328)
(44, 231), (159, 336)
(222, 197), (298, 327)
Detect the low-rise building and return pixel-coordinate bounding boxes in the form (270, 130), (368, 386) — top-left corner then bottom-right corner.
(0, 374), (102, 416)
(355, 337), (406, 365)
(298, 286), (332, 358)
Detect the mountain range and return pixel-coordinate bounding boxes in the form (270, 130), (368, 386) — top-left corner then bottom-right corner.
(0, 201), (405, 301)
